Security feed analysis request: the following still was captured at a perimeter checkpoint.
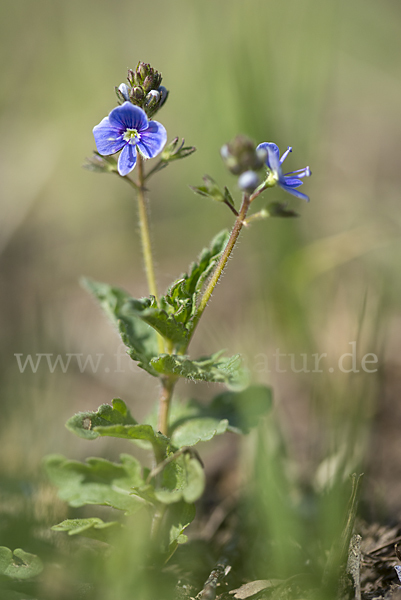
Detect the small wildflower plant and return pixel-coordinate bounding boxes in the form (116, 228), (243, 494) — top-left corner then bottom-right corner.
(45, 62), (311, 574)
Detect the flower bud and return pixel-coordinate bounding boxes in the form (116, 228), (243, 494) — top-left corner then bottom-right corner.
(145, 90), (160, 110)
(127, 69), (135, 86)
(158, 86), (169, 108)
(221, 134), (265, 175)
(143, 75), (154, 92)
(238, 170), (260, 192)
(118, 83), (130, 101)
(130, 86), (145, 103)
(138, 62), (149, 81)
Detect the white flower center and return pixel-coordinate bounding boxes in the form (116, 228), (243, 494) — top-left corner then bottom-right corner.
(123, 128), (140, 144)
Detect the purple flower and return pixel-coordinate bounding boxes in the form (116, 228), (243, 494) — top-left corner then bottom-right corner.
(93, 102), (167, 176)
(257, 142), (311, 201)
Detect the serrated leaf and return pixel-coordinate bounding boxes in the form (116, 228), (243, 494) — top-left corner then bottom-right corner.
(164, 229), (229, 326)
(171, 417), (229, 448)
(82, 278), (159, 375)
(154, 452), (205, 504)
(66, 398), (137, 440)
(44, 454), (145, 514)
(120, 297), (188, 348)
(0, 547), (43, 580)
(150, 352), (246, 389)
(93, 423), (169, 456)
(52, 518), (121, 542)
(145, 385), (273, 447)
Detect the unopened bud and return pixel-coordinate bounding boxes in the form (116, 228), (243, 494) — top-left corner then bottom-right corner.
(118, 83), (130, 101)
(130, 86), (145, 103)
(143, 75), (154, 92)
(158, 86), (169, 108)
(145, 90), (160, 110)
(238, 170), (259, 192)
(221, 135), (265, 175)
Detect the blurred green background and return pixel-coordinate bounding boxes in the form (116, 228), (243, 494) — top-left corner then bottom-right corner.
(1, 0), (401, 588)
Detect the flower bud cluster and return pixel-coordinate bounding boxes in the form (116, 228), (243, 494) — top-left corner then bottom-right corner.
(115, 62), (168, 118)
(221, 135), (267, 193)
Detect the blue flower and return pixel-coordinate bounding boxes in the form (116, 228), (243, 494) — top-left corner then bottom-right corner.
(93, 102), (167, 176)
(257, 142), (311, 201)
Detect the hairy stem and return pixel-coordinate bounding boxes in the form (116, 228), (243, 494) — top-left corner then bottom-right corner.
(158, 376), (176, 437)
(135, 155), (165, 356)
(188, 192), (251, 342)
(136, 155), (159, 302)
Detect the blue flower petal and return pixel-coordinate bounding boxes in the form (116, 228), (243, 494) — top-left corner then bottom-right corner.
(282, 177), (303, 188)
(137, 120), (167, 159)
(109, 102), (148, 132)
(279, 182), (309, 202)
(118, 143), (137, 176)
(257, 142), (281, 171)
(93, 117), (126, 155)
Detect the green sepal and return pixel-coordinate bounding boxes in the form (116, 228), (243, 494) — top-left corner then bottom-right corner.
(0, 547), (43, 580)
(223, 186), (235, 207)
(190, 175), (225, 203)
(44, 454), (145, 514)
(66, 398), (137, 440)
(82, 278), (159, 375)
(150, 351), (246, 389)
(160, 137), (196, 163)
(51, 518), (121, 542)
(164, 229), (229, 326)
(83, 152), (118, 174)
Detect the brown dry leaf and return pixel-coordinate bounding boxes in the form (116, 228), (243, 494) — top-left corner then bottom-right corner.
(228, 579), (282, 599)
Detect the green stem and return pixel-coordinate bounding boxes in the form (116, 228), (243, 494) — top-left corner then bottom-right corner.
(135, 156), (165, 356)
(158, 376), (176, 437)
(136, 155), (159, 302)
(188, 192), (251, 343)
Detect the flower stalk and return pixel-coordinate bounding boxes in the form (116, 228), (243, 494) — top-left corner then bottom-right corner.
(187, 191), (252, 343)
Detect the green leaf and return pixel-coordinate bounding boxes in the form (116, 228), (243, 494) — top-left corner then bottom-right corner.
(154, 452), (205, 504)
(82, 278), (159, 375)
(93, 424), (169, 456)
(150, 351), (246, 389)
(167, 501), (196, 555)
(0, 547), (43, 580)
(209, 384), (273, 432)
(44, 453), (145, 514)
(164, 229), (230, 326)
(52, 518), (121, 542)
(145, 384), (273, 447)
(66, 398), (137, 440)
(120, 297), (188, 348)
(171, 416), (229, 448)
